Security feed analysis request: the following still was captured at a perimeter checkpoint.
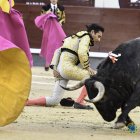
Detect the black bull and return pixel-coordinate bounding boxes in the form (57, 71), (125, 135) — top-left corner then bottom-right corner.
(86, 38), (140, 128)
(61, 38), (140, 128)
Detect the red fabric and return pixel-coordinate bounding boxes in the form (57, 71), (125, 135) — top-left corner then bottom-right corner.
(75, 86), (88, 105)
(26, 97), (46, 106)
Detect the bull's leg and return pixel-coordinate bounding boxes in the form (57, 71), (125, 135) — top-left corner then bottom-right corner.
(125, 116), (134, 126)
(121, 104), (134, 126)
(115, 87), (140, 128)
(114, 107), (134, 129)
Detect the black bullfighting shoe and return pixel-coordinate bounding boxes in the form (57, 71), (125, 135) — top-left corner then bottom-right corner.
(44, 66), (49, 71)
(74, 102), (93, 110)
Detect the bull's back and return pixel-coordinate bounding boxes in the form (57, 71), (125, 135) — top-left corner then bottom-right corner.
(114, 38), (140, 66)
(98, 38), (140, 80)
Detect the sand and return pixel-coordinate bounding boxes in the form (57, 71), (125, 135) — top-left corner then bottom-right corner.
(0, 67), (140, 140)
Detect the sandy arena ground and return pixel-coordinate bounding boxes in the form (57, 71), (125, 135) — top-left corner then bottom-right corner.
(0, 67), (140, 140)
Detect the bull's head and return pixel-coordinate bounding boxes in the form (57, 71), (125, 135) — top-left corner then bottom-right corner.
(85, 78), (117, 122)
(60, 77), (118, 122)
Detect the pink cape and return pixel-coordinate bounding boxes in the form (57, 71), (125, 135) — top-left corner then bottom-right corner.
(35, 13), (66, 65)
(0, 8), (33, 66)
(0, 35), (18, 50)
(0, 35), (31, 126)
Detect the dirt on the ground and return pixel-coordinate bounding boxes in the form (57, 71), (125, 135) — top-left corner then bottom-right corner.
(0, 67), (140, 140)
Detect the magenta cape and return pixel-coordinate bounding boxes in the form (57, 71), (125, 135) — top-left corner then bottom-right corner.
(0, 35), (31, 126)
(35, 13), (66, 65)
(0, 8), (33, 66)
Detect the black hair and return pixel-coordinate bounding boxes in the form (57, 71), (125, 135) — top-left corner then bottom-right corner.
(86, 23), (104, 33)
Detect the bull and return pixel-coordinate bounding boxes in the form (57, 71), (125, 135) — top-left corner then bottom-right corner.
(61, 38), (140, 129)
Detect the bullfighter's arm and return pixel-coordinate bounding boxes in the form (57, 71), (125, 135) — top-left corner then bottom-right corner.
(41, 9), (51, 15)
(41, 5), (51, 15)
(59, 11), (66, 25)
(78, 35), (90, 69)
(50, 48), (61, 70)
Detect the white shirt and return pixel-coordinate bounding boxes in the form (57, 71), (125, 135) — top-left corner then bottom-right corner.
(50, 3), (57, 12)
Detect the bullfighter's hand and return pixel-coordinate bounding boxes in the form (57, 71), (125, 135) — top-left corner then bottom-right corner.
(53, 70), (62, 78)
(87, 67), (97, 76)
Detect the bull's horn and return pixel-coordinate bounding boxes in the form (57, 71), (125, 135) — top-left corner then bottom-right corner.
(59, 78), (89, 91)
(85, 81), (105, 103)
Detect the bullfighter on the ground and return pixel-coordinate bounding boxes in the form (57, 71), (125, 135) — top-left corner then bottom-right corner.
(26, 23), (104, 109)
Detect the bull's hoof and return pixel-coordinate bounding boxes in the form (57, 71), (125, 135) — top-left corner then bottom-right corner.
(127, 123), (137, 133)
(113, 122), (125, 129)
